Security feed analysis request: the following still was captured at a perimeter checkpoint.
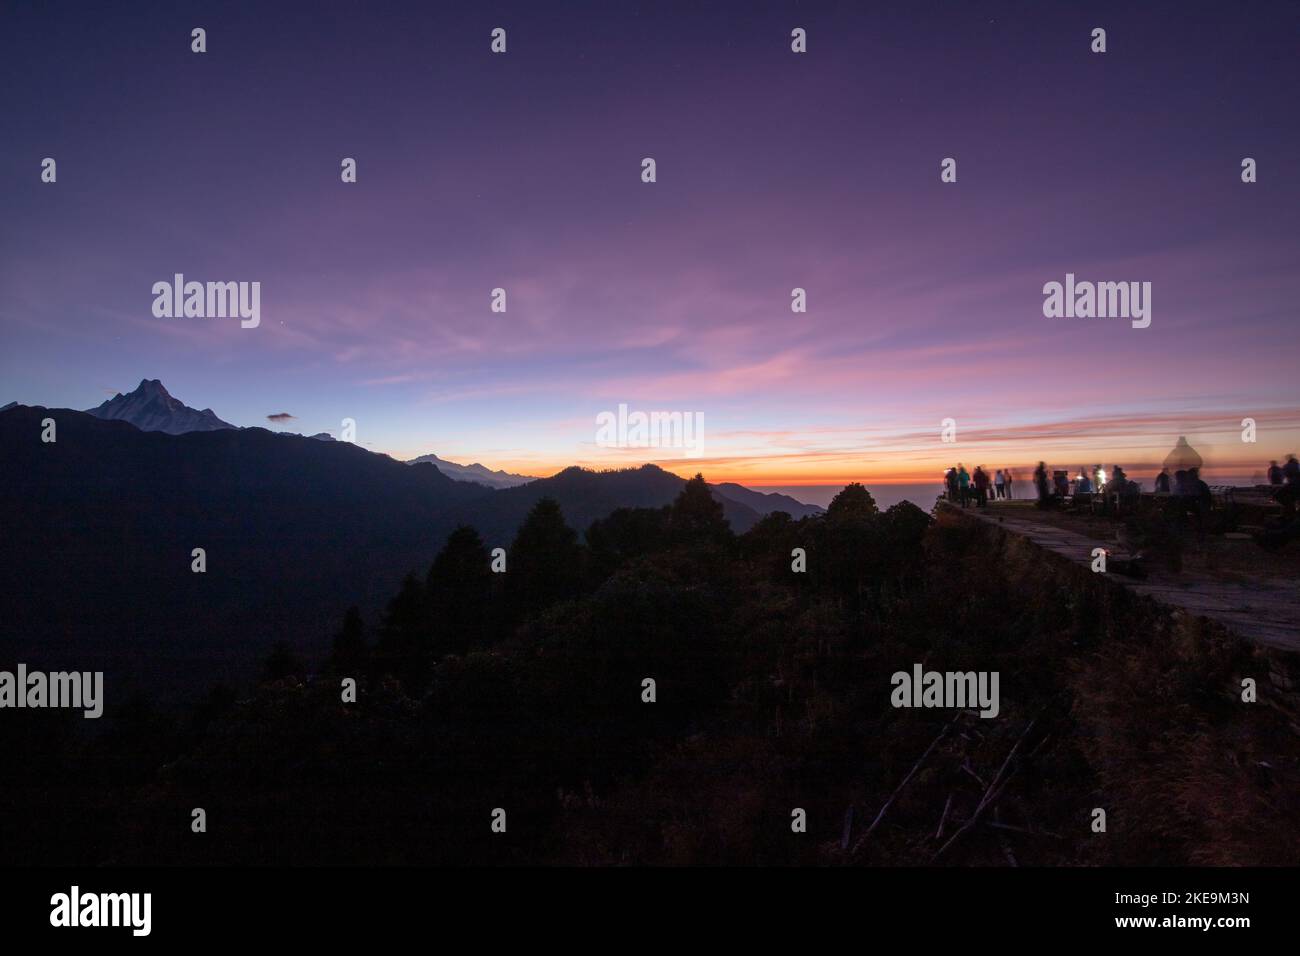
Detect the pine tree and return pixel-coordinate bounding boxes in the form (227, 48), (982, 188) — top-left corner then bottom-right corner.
(427, 525), (496, 653)
(374, 573), (431, 693)
(826, 482), (878, 522)
(509, 497), (583, 618)
(584, 506), (671, 582)
(815, 483), (882, 613)
(669, 473), (730, 544)
(330, 606), (368, 674)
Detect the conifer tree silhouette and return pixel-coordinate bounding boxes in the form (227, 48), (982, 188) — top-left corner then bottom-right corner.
(509, 497), (583, 619)
(668, 473), (730, 545)
(426, 525), (497, 653)
(375, 573), (431, 693)
(330, 606), (368, 674)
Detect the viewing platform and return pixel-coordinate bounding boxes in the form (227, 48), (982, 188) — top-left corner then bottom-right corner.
(938, 497), (1300, 654)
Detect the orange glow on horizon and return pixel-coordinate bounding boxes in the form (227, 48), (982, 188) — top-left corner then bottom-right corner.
(387, 409), (1299, 489)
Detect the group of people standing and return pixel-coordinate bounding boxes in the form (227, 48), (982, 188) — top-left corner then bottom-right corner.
(943, 454), (1300, 520)
(944, 465), (1015, 508)
(1024, 461), (1217, 517)
(940, 452), (1300, 560)
(1035, 462), (1148, 511)
(1152, 466), (1211, 502)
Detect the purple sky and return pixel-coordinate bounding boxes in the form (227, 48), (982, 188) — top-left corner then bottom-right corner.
(3, 0), (1297, 484)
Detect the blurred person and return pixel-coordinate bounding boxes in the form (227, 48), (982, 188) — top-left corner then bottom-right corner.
(1034, 461), (1050, 506)
(1276, 454), (1300, 515)
(973, 466), (990, 508)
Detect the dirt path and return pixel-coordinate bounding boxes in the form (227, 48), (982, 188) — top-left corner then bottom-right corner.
(941, 501), (1300, 653)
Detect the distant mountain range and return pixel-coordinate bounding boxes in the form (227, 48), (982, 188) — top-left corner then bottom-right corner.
(432, 464), (824, 542)
(400, 459), (824, 518)
(74, 380), (537, 489)
(711, 482), (824, 519)
(0, 403), (490, 700)
(439, 463), (754, 543)
(0, 396), (822, 699)
(86, 379), (235, 434)
(406, 453), (536, 489)
(41, 379), (823, 511)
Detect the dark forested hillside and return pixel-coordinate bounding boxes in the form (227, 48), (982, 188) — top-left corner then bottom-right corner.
(0, 405), (491, 696)
(5, 473), (1293, 867)
(443, 463), (764, 544)
(4, 409), (1295, 868)
(0, 411), (774, 698)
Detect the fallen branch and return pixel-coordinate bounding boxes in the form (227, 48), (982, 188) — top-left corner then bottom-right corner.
(935, 792), (954, 841)
(961, 760), (988, 789)
(932, 718), (1037, 861)
(987, 821), (1064, 840)
(855, 717), (957, 852)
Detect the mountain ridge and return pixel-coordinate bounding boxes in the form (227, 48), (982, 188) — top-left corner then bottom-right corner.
(86, 379), (235, 435)
(442, 463), (767, 542)
(406, 452), (536, 489)
(0, 407), (813, 698)
(713, 481), (825, 519)
(46, 380), (821, 514)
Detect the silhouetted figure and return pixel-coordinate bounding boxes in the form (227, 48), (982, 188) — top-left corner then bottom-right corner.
(1173, 469), (1191, 497)
(1111, 466), (1140, 513)
(1275, 455), (1300, 515)
(1188, 467), (1210, 502)
(1183, 466), (1212, 530)
(1005, 469), (1015, 499)
(945, 467), (958, 503)
(1267, 460), (1283, 485)
(994, 469), (1005, 499)
(1072, 470), (1094, 512)
(1033, 461), (1051, 507)
(1155, 469), (1171, 493)
(973, 466), (990, 508)
(957, 464), (970, 507)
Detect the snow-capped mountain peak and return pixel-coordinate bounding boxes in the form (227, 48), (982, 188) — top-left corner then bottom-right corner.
(86, 379), (236, 435)
(406, 452), (536, 489)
